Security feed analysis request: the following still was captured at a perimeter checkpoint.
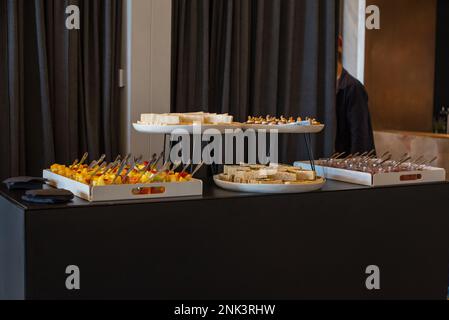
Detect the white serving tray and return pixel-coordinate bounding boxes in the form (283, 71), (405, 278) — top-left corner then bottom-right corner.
(133, 122), (325, 134)
(133, 123), (242, 134)
(43, 170), (203, 202)
(213, 175), (326, 194)
(295, 162), (446, 187)
(240, 123), (325, 134)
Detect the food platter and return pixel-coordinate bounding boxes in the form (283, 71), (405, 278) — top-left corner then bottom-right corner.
(133, 122), (242, 134)
(44, 170), (203, 202)
(44, 153), (206, 202)
(240, 123), (325, 134)
(213, 175), (326, 194)
(296, 154), (446, 187)
(213, 163), (325, 194)
(133, 122), (325, 135)
(134, 112), (325, 135)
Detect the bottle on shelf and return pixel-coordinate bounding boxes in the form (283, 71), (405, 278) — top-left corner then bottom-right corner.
(434, 107), (448, 134)
(446, 107), (449, 134)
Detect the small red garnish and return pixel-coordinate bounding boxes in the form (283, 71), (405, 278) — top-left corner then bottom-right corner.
(179, 172), (189, 178)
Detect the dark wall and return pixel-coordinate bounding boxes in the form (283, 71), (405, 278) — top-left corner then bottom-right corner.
(434, 0), (449, 116)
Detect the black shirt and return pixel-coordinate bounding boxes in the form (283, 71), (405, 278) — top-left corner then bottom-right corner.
(336, 69), (376, 155)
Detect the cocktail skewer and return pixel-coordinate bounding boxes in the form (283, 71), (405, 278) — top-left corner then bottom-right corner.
(102, 160), (120, 175)
(69, 159), (79, 170)
(378, 155), (392, 165)
(136, 161), (154, 183)
(398, 153), (409, 162)
(191, 161), (205, 177)
(334, 152), (346, 159)
(113, 158), (130, 184)
(411, 156), (424, 165)
(75, 152), (89, 169)
(89, 154), (106, 170)
(170, 161), (182, 172)
(365, 149), (376, 159)
(122, 158), (142, 183)
(379, 151), (391, 160)
(359, 151), (368, 158)
(113, 154), (122, 163)
(181, 162), (192, 175)
(392, 156), (412, 169)
(89, 162), (107, 183)
(151, 152), (164, 170)
(427, 157), (438, 165)
(149, 153), (157, 165)
(134, 155), (143, 164)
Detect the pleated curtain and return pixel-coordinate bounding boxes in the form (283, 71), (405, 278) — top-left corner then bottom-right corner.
(171, 0), (338, 163)
(0, 0), (122, 180)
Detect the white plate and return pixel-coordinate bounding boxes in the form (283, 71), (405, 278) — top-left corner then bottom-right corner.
(133, 122), (325, 134)
(133, 123), (242, 134)
(213, 175), (326, 194)
(240, 123), (325, 134)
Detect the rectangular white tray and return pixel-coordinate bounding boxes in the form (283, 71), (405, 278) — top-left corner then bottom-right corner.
(43, 170), (203, 202)
(294, 162), (446, 187)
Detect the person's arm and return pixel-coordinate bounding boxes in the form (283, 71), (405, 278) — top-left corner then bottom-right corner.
(347, 84), (376, 154)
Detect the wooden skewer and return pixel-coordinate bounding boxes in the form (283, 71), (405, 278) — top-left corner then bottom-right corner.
(113, 158), (130, 184)
(191, 161), (205, 177)
(151, 152), (164, 170)
(122, 159), (141, 183)
(74, 152), (89, 169)
(427, 157), (438, 165)
(170, 161), (182, 172)
(89, 163), (107, 184)
(136, 161), (153, 184)
(393, 156), (412, 169)
(89, 154), (106, 170)
(181, 163), (192, 175)
(69, 159), (79, 170)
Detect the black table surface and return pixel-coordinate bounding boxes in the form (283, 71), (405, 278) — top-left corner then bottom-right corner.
(2, 178), (449, 300)
(1, 179), (448, 211)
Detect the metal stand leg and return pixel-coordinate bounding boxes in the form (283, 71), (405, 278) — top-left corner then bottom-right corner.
(163, 134), (168, 163)
(304, 133), (316, 171)
(163, 134), (175, 164)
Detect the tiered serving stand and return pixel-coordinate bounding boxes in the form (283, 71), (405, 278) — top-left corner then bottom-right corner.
(133, 121), (326, 193)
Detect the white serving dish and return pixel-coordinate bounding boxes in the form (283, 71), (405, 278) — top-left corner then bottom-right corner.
(133, 122), (325, 134)
(240, 123), (325, 134)
(43, 170), (203, 202)
(213, 175), (326, 194)
(295, 162), (446, 187)
(133, 123), (241, 134)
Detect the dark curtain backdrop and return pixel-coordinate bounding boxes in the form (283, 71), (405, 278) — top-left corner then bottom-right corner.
(172, 0), (337, 163)
(0, 0), (122, 180)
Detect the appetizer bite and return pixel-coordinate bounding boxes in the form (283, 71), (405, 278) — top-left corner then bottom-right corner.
(138, 112), (234, 126)
(218, 163), (321, 185)
(50, 154), (195, 186)
(245, 116), (321, 126)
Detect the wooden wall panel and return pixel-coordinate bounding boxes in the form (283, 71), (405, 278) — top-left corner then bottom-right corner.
(365, 0), (437, 132)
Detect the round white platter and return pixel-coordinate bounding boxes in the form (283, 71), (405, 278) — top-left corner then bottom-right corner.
(240, 123), (325, 134)
(133, 123), (325, 135)
(213, 175), (326, 194)
(133, 123), (242, 134)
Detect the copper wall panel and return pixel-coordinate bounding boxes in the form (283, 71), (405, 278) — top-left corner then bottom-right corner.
(375, 130), (449, 176)
(365, 0), (437, 132)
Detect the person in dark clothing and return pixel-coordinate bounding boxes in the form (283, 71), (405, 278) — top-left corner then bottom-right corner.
(336, 37), (376, 155)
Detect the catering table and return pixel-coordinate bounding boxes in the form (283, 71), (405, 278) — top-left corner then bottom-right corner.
(1, 180), (449, 300)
